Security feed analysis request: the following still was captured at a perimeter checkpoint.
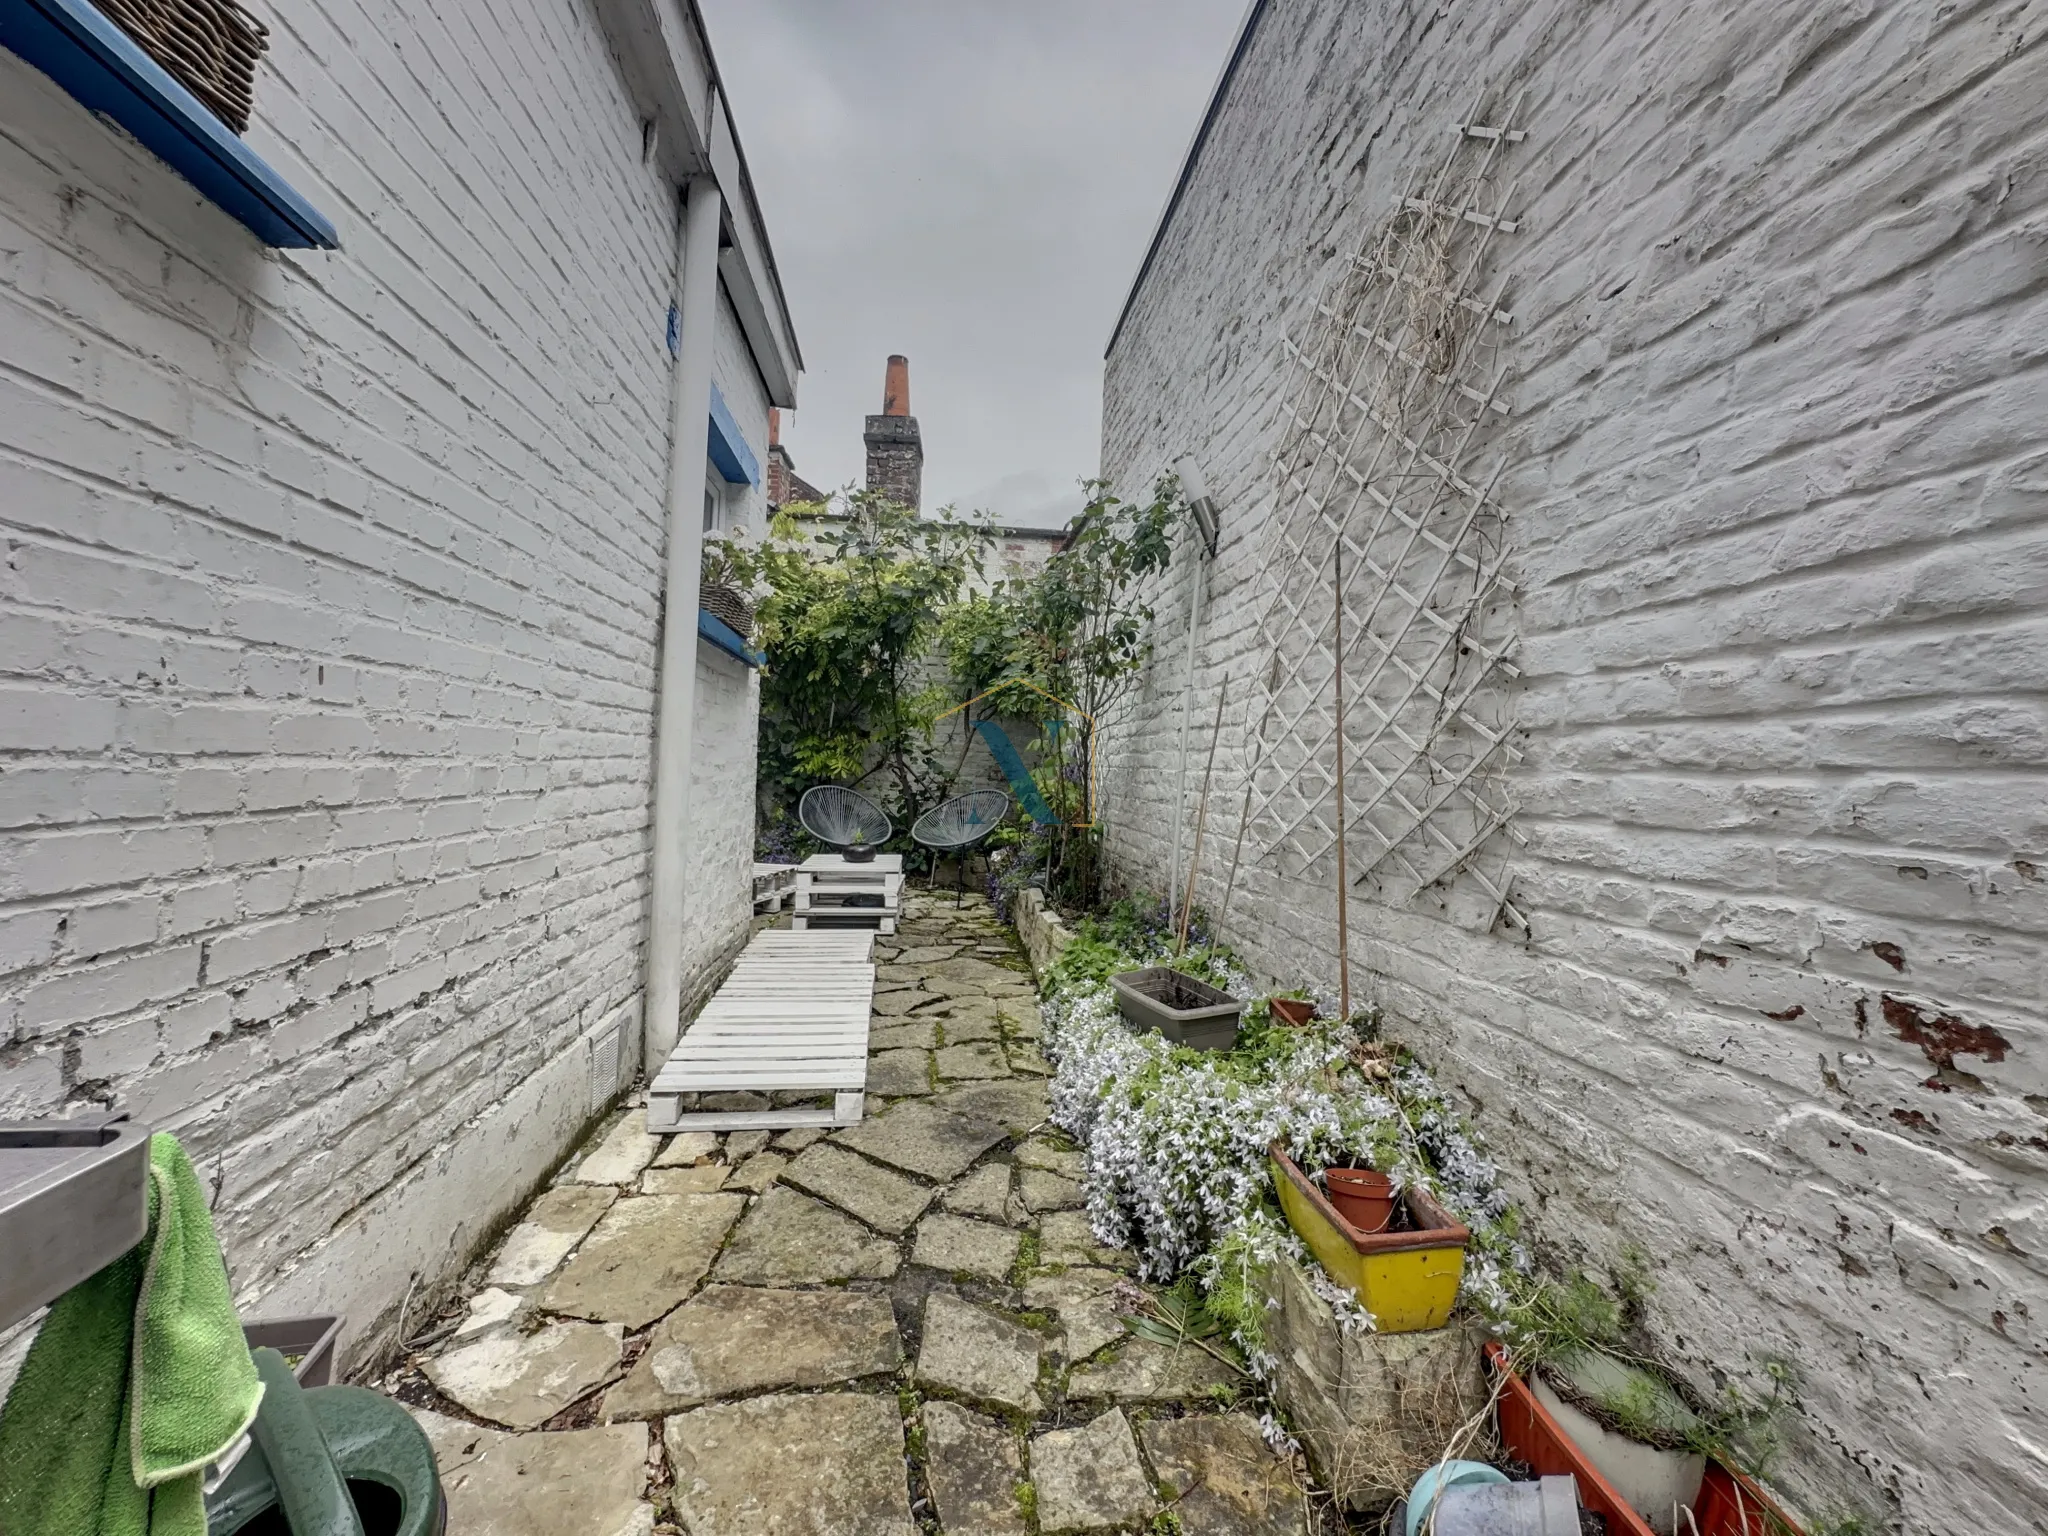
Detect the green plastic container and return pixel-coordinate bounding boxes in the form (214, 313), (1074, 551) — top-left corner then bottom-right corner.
(205, 1349), (444, 1536)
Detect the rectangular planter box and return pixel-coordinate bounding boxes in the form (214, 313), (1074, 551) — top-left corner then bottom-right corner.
(243, 1313), (343, 1387)
(1110, 967), (1242, 1050)
(1486, 1342), (1806, 1536)
(1270, 1142), (1468, 1333)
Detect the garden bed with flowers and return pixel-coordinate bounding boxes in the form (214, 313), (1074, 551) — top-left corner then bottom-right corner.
(1025, 895), (1806, 1531)
(1031, 898), (1525, 1353)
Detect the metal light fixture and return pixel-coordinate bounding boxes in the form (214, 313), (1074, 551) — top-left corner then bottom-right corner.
(1173, 455), (1221, 557)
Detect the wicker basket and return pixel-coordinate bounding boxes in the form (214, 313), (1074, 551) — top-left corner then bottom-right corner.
(95, 0), (268, 133)
(701, 581), (755, 638)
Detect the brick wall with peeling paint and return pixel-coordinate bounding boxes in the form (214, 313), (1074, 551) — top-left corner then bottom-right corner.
(1099, 3), (2047, 1531)
(0, 0), (768, 1369)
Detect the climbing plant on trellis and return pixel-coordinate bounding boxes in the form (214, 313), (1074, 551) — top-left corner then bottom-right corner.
(1236, 96), (1530, 931)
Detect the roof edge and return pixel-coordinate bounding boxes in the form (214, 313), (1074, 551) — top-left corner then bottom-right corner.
(1103, 0), (1270, 360)
(593, 0), (802, 406)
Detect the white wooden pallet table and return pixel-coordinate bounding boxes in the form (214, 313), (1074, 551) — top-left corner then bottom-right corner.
(647, 928), (876, 1133)
(792, 853), (903, 935)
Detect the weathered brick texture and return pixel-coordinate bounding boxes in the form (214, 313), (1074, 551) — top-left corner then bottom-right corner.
(864, 413), (924, 512)
(0, 0), (767, 1368)
(1100, 4), (2047, 1531)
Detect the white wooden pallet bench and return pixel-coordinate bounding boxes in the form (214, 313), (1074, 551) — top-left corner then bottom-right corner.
(792, 852), (903, 935)
(647, 928), (875, 1133)
(751, 862), (797, 914)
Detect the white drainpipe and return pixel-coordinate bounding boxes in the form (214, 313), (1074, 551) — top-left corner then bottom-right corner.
(643, 173), (724, 1078)
(1166, 457), (1215, 931)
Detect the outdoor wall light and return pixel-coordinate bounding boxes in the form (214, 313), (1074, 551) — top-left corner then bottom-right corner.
(1172, 455), (1221, 557)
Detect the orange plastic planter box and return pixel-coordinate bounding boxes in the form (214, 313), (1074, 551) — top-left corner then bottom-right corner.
(1485, 1341), (1806, 1536)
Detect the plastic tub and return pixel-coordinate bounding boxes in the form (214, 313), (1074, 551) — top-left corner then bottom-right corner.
(1486, 1342), (1808, 1536)
(1110, 967), (1242, 1050)
(244, 1314), (344, 1388)
(206, 1315), (348, 1495)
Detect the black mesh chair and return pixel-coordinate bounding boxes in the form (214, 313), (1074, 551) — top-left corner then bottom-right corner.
(798, 785), (893, 862)
(911, 790), (1012, 905)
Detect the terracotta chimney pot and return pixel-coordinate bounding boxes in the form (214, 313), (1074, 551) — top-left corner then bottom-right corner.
(882, 355), (910, 417)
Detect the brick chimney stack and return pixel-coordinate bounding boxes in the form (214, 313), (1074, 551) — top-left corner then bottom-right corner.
(864, 354), (923, 512)
(764, 407), (824, 511)
(765, 407), (789, 509)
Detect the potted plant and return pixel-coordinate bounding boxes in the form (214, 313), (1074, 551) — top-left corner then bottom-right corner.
(1531, 1348), (1706, 1535)
(1110, 966), (1241, 1050)
(1268, 991), (1317, 1027)
(701, 541), (756, 637)
(1268, 1141), (1469, 1333)
(1321, 1165), (1398, 1233)
(843, 830), (876, 864)
(1486, 1342), (1807, 1536)
(1488, 1271), (1800, 1536)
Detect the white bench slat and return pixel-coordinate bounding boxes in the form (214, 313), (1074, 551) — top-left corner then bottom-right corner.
(671, 1037), (869, 1054)
(646, 925), (877, 1133)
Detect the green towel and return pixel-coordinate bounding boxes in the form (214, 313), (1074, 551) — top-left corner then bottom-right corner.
(0, 1133), (264, 1536)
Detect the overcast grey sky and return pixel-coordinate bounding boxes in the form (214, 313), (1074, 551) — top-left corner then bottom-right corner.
(701, 0), (1249, 529)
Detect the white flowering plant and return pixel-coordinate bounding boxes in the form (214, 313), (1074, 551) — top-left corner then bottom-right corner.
(1035, 899), (1530, 1370)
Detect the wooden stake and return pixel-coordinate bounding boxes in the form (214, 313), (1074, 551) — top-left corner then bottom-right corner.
(1176, 680), (1229, 954)
(1333, 542), (1351, 1017)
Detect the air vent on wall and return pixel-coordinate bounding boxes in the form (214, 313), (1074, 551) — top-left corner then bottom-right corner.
(588, 1024), (622, 1113)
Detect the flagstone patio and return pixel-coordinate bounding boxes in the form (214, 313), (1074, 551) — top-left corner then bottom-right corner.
(386, 891), (1308, 1534)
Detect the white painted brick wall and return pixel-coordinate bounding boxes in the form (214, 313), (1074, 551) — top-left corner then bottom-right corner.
(0, 0), (766, 1368)
(1100, 4), (2047, 1532)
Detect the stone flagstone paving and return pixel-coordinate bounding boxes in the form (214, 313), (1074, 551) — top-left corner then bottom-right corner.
(387, 890), (1309, 1534)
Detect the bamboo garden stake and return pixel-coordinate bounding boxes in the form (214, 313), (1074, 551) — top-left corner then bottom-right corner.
(1333, 542), (1351, 1017)
(1176, 680), (1229, 954)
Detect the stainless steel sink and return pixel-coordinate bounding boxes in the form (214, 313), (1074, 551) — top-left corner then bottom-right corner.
(0, 1112), (150, 1330)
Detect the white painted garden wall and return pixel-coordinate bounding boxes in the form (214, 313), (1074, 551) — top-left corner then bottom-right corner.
(0, 0), (768, 1366)
(1099, 3), (2047, 1531)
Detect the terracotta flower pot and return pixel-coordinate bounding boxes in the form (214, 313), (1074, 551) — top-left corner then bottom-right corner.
(1269, 998), (1316, 1027)
(1322, 1167), (1398, 1234)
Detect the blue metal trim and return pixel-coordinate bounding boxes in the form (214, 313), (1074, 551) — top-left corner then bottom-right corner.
(0, 0), (339, 249)
(706, 382), (760, 487)
(697, 607), (763, 667)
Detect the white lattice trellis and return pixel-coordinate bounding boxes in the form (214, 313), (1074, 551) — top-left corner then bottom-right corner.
(1238, 95), (1530, 930)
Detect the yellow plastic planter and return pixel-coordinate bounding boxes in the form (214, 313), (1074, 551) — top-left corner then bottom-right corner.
(1269, 1142), (1469, 1333)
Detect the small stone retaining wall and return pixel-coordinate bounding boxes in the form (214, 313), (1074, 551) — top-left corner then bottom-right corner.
(1012, 888), (1077, 981)
(1259, 1256), (1487, 1513)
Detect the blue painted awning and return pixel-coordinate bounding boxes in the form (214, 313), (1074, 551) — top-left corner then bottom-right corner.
(0, 0), (339, 249)
(698, 607), (763, 667)
(707, 382), (760, 487)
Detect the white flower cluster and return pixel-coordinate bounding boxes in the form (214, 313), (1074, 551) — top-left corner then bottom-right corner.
(1257, 1410), (1303, 1459)
(1042, 977), (1377, 1281)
